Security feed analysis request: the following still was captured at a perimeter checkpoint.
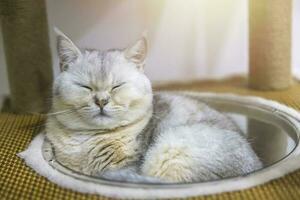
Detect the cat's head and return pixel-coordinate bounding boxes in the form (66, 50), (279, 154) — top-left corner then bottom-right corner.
(52, 28), (152, 130)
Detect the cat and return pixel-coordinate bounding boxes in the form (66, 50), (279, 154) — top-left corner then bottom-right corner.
(46, 28), (262, 183)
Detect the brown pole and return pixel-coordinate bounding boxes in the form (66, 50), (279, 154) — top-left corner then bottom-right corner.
(1, 0), (53, 113)
(249, 0), (292, 90)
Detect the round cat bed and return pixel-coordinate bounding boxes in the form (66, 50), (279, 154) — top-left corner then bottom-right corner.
(18, 92), (300, 199)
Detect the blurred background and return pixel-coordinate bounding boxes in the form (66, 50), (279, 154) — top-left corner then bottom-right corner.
(0, 0), (300, 101)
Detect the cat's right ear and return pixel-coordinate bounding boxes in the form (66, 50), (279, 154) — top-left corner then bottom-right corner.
(54, 27), (81, 71)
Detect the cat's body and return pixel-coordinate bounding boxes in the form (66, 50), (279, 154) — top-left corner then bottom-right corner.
(140, 94), (262, 182)
(46, 29), (262, 183)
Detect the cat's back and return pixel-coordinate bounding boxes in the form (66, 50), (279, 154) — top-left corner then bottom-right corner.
(151, 92), (240, 133)
(141, 93), (262, 181)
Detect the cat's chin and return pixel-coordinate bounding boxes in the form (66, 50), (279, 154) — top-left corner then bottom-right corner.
(88, 115), (124, 129)
(91, 115), (113, 124)
(90, 114), (139, 130)
(92, 111), (111, 119)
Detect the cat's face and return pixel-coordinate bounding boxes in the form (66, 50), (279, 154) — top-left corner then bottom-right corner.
(53, 29), (152, 129)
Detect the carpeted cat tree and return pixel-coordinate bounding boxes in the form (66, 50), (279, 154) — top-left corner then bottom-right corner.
(1, 0), (53, 113)
(1, 0), (300, 199)
(249, 0), (292, 90)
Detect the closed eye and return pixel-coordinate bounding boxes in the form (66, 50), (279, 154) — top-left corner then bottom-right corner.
(81, 85), (93, 91)
(75, 82), (93, 91)
(112, 82), (125, 91)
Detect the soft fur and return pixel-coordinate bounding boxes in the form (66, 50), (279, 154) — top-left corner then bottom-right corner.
(46, 29), (262, 183)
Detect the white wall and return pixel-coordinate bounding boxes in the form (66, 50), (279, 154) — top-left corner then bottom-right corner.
(1, 0), (300, 97)
(46, 0), (249, 82)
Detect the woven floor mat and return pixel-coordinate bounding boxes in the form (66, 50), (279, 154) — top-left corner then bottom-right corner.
(1, 76), (300, 200)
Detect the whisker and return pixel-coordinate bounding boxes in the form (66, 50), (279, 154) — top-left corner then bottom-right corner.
(40, 105), (89, 118)
(46, 109), (75, 116)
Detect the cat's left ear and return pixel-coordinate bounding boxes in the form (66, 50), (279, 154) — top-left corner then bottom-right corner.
(124, 32), (148, 70)
(54, 27), (82, 71)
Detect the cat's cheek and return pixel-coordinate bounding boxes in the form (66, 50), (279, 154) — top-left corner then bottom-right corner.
(112, 87), (141, 105)
(129, 96), (149, 109)
(61, 89), (92, 106)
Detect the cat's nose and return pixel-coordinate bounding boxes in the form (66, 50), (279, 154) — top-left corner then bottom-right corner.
(95, 98), (109, 108)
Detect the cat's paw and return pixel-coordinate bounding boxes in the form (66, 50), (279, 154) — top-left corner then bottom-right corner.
(84, 140), (128, 175)
(141, 146), (194, 182)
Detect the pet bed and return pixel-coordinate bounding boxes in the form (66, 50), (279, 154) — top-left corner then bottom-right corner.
(2, 77), (298, 199)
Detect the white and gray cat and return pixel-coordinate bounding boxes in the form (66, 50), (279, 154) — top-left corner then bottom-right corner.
(46, 29), (262, 183)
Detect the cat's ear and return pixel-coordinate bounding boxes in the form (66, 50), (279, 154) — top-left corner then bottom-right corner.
(124, 32), (148, 70)
(54, 27), (81, 71)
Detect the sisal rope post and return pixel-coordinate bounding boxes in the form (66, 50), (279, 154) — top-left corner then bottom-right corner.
(1, 0), (53, 113)
(249, 0), (292, 90)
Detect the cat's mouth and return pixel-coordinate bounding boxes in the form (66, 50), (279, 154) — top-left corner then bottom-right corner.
(96, 109), (110, 118)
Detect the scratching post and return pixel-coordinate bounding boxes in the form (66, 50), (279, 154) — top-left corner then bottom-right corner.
(249, 0), (292, 90)
(1, 0), (53, 113)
